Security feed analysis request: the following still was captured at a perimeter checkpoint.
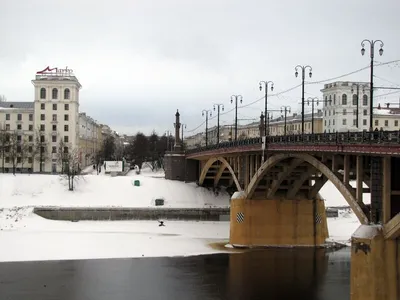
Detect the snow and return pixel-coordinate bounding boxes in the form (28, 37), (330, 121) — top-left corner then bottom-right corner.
(0, 170), (229, 209)
(352, 224), (382, 239)
(0, 167), (367, 262)
(319, 181), (370, 207)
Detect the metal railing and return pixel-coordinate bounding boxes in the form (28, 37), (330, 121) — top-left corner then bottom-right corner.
(186, 130), (400, 154)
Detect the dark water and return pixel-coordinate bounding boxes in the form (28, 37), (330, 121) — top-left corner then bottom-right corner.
(0, 248), (350, 300)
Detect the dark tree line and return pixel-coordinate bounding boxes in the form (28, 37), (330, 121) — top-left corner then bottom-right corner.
(123, 131), (175, 171)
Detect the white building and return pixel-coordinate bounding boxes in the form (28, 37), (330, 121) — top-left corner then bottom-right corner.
(321, 81), (400, 132)
(0, 67), (105, 173)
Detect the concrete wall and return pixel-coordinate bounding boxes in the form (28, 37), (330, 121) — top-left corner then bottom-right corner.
(34, 207), (230, 221)
(164, 153), (186, 181)
(230, 197), (329, 247)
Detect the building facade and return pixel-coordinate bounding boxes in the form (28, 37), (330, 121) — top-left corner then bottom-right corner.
(0, 67), (104, 173)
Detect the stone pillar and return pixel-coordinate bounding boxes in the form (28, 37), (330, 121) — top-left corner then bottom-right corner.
(174, 109), (182, 151)
(230, 194), (329, 247)
(259, 112), (265, 137)
(350, 226), (399, 300)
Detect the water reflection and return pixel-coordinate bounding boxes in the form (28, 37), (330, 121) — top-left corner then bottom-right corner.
(0, 248), (350, 300)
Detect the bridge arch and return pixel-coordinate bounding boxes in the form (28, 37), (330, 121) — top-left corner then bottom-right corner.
(246, 153), (369, 224)
(199, 157), (242, 192)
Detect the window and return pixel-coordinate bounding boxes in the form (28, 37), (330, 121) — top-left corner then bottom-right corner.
(333, 119), (335, 125)
(5, 146), (9, 152)
(395, 120), (399, 127)
(333, 94), (336, 105)
(52, 125), (57, 131)
(52, 135), (57, 142)
(363, 109), (367, 116)
(352, 94), (358, 105)
(5, 124), (10, 130)
(328, 110), (331, 116)
(342, 94), (347, 105)
(41, 103), (45, 110)
(375, 120), (379, 126)
(385, 120), (388, 127)
(64, 88), (70, 99)
(17, 157), (21, 163)
(28, 157), (33, 163)
(64, 125), (69, 131)
(64, 147), (68, 154)
(17, 135), (21, 142)
(324, 120), (326, 126)
(41, 114), (45, 121)
(53, 104), (57, 110)
(64, 104), (69, 110)
(342, 119), (347, 125)
(29, 114), (33, 121)
(40, 88), (46, 99)
(353, 109), (357, 115)
(333, 109), (335, 115)
(64, 136), (69, 143)
(64, 114), (69, 121)
(52, 88), (58, 99)
(353, 119), (357, 126)
(6, 114), (10, 120)
(324, 111), (326, 117)
(343, 109), (347, 116)
(52, 146), (57, 153)
(363, 119), (367, 126)
(363, 95), (368, 106)
(28, 146), (33, 153)
(329, 95), (332, 105)
(40, 124), (45, 131)
(28, 136), (33, 142)
(52, 114), (57, 121)
(41, 146), (45, 153)
(328, 120), (331, 126)
(5, 157), (9, 163)
(17, 124), (22, 130)
(40, 135), (45, 143)
(28, 125), (33, 131)
(17, 146), (21, 153)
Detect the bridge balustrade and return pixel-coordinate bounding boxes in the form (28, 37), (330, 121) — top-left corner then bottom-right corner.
(185, 130), (400, 154)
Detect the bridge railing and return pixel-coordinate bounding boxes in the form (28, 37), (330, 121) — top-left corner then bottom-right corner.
(185, 130), (400, 154)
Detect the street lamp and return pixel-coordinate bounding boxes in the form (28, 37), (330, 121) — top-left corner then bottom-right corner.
(295, 65), (313, 134)
(361, 39), (384, 131)
(306, 97), (319, 134)
(351, 83), (368, 129)
(202, 109), (212, 147)
(181, 123), (187, 143)
(213, 104), (224, 145)
(230, 95), (243, 141)
(259, 80), (274, 136)
(280, 106), (291, 136)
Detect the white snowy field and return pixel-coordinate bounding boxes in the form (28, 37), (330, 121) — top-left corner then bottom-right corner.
(0, 206), (359, 262)
(0, 167), (366, 262)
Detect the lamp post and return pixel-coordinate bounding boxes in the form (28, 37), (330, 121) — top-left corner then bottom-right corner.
(213, 104), (224, 145)
(295, 65), (313, 134)
(259, 81), (274, 136)
(280, 106), (291, 136)
(181, 123), (186, 143)
(231, 95), (243, 141)
(351, 83), (368, 129)
(361, 39), (384, 131)
(306, 97), (320, 134)
(202, 109), (212, 147)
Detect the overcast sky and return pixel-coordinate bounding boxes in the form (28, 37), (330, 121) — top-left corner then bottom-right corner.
(0, 0), (399, 136)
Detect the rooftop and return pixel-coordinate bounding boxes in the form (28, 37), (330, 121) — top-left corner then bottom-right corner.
(0, 101), (34, 109)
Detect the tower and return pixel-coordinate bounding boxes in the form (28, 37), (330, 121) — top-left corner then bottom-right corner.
(174, 109), (182, 151)
(31, 66), (82, 173)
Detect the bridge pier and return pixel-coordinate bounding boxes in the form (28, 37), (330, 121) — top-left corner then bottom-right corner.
(230, 194), (328, 247)
(350, 226), (399, 300)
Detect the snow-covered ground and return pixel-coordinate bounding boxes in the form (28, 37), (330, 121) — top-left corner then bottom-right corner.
(0, 167), (366, 262)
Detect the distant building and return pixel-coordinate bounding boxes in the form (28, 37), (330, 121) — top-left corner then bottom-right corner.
(321, 81), (400, 132)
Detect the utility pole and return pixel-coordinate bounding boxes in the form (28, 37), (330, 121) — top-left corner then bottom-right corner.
(230, 95), (243, 141)
(213, 104), (224, 145)
(202, 109), (212, 147)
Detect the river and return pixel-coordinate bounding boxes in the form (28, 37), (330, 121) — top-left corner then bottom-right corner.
(0, 248), (351, 300)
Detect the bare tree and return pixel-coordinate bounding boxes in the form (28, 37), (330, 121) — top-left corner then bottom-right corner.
(18, 136), (31, 173)
(0, 124), (10, 173)
(34, 129), (49, 173)
(57, 139), (81, 190)
(8, 131), (18, 175)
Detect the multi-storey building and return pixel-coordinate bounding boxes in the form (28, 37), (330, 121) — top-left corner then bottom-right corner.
(79, 112), (101, 167)
(269, 111), (323, 136)
(0, 67), (105, 173)
(321, 81), (400, 132)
